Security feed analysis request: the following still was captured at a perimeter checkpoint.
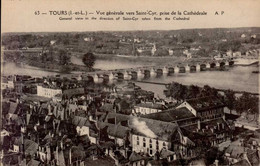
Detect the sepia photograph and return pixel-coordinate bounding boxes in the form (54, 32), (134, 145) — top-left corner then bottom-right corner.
(1, 0), (260, 165)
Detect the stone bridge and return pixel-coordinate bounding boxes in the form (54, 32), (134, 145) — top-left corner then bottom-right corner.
(70, 60), (234, 83)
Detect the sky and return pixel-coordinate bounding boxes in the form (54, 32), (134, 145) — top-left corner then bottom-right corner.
(2, 0), (260, 33)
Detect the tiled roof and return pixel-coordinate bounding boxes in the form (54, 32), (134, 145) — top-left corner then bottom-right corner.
(104, 112), (180, 141)
(24, 139), (38, 156)
(160, 149), (175, 159)
(225, 140), (246, 159)
(141, 107), (195, 122)
(186, 96), (225, 112)
(247, 149), (260, 166)
(129, 152), (145, 162)
(135, 102), (167, 110)
(100, 103), (114, 112)
(100, 141), (115, 149)
(232, 159), (250, 166)
(72, 116), (92, 127)
(27, 159), (41, 166)
(9, 102), (18, 114)
(129, 117), (179, 141)
(98, 122), (130, 138)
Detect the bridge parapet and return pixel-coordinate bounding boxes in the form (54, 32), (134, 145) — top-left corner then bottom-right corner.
(196, 64), (201, 71)
(225, 61), (229, 66)
(150, 68), (156, 76)
(137, 69), (144, 78)
(174, 66), (180, 73)
(163, 67), (169, 74)
(206, 63), (211, 68)
(185, 65), (190, 72)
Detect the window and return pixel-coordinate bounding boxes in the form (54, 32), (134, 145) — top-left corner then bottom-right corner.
(143, 138), (146, 147)
(149, 139), (153, 148)
(149, 149), (153, 155)
(137, 136), (139, 145)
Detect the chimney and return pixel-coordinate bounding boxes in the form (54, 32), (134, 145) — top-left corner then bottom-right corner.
(60, 141), (63, 150)
(56, 146), (59, 165)
(222, 113), (225, 120)
(217, 123), (220, 130)
(69, 148), (72, 165)
(211, 128), (214, 133)
(197, 119), (201, 130)
(214, 159), (219, 166)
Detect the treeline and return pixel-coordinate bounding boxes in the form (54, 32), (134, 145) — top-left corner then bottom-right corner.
(164, 82), (259, 115)
(164, 82), (219, 101)
(2, 28), (260, 58)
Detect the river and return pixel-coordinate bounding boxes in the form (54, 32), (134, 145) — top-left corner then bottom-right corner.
(2, 57), (259, 97)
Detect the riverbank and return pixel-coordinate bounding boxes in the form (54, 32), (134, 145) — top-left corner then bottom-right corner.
(94, 53), (213, 66)
(233, 58), (259, 66)
(132, 80), (259, 96)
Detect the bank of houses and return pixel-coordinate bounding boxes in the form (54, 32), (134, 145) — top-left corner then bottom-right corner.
(1, 74), (259, 166)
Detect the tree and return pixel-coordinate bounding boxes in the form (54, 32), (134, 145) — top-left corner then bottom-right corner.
(234, 93), (251, 115)
(164, 82), (188, 102)
(82, 52), (96, 69)
(187, 85), (201, 99)
(58, 49), (71, 65)
(200, 85), (218, 97)
(224, 90), (236, 113)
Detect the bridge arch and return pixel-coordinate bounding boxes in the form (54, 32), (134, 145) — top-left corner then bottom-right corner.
(102, 74), (109, 82)
(179, 66), (186, 73)
(229, 61), (234, 66)
(131, 71), (138, 80)
(144, 69), (151, 78)
(157, 68), (163, 75)
(190, 65), (197, 72)
(168, 67), (174, 74)
(117, 72), (124, 79)
(220, 62), (225, 67)
(210, 63), (216, 68)
(87, 75), (94, 82)
(200, 64), (206, 71)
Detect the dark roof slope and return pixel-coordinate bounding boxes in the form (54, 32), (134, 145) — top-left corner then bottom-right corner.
(98, 122), (130, 138)
(104, 112), (180, 141)
(185, 96), (225, 112)
(141, 107), (195, 122)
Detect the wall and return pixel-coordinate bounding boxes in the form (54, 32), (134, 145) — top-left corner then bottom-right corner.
(132, 134), (170, 156)
(177, 102), (197, 116)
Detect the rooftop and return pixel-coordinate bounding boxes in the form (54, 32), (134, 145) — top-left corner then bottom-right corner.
(104, 112), (180, 141)
(185, 96), (225, 112)
(98, 122), (130, 139)
(135, 102), (167, 110)
(141, 107), (196, 122)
